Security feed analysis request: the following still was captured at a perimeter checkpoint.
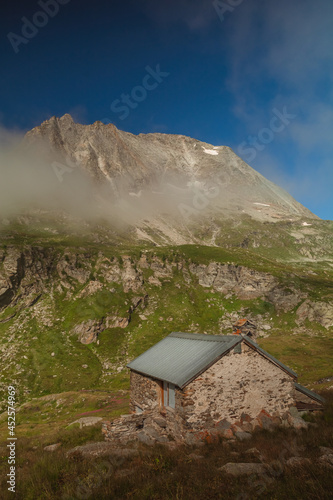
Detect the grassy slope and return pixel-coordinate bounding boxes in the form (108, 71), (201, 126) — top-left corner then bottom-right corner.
(0, 218), (332, 498)
(0, 217), (332, 430)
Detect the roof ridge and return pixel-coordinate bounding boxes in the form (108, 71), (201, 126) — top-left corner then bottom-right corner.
(169, 332), (239, 342)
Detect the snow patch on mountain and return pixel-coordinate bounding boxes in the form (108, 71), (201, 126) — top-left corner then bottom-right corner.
(202, 147), (219, 156)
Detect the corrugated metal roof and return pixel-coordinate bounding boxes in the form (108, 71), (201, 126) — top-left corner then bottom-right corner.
(127, 333), (241, 388)
(244, 337), (298, 379)
(295, 383), (325, 403)
(127, 332), (299, 387)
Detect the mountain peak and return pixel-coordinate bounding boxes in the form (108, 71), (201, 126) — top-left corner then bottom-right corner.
(24, 117), (317, 222)
(59, 113), (74, 123)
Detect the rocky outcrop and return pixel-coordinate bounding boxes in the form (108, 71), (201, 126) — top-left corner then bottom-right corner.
(189, 262), (303, 311)
(0, 244), (330, 338)
(0, 246), (54, 312)
(296, 300), (333, 329)
(106, 316), (130, 329)
(0, 248), (25, 309)
(73, 319), (105, 344)
(121, 256), (144, 293)
(1, 244), (331, 336)
(98, 255), (144, 293)
(189, 262), (278, 298)
(56, 252), (91, 284)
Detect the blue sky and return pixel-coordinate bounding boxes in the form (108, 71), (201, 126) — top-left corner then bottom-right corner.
(1, 0), (332, 219)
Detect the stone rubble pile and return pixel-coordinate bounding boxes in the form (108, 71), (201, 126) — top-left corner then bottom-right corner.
(102, 406), (310, 446)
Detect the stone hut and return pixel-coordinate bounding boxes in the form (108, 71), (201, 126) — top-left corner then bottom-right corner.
(103, 332), (324, 445)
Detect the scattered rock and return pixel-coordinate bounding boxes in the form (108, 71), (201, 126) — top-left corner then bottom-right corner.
(318, 449), (333, 468)
(77, 281), (103, 298)
(220, 462), (270, 476)
(66, 442), (140, 459)
(188, 453), (204, 460)
(287, 415), (309, 430)
(148, 276), (162, 287)
(319, 446), (333, 456)
(286, 457), (311, 468)
(235, 431), (252, 442)
(44, 443), (61, 452)
(137, 431), (155, 446)
(68, 417), (103, 429)
(245, 448), (262, 459)
(216, 419), (231, 431)
(230, 451), (240, 458)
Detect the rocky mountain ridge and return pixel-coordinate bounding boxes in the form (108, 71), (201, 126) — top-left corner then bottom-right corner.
(24, 114), (315, 223)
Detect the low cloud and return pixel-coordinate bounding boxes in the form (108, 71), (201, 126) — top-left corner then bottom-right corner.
(0, 126), (220, 227)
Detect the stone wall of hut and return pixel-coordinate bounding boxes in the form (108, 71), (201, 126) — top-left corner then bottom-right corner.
(179, 343), (296, 429)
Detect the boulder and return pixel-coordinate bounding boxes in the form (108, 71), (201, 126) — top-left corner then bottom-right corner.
(66, 442), (139, 459)
(220, 462), (270, 476)
(68, 417), (103, 429)
(318, 452), (333, 468)
(235, 431), (252, 442)
(287, 415), (309, 430)
(216, 419), (232, 431)
(73, 319), (105, 344)
(245, 448), (263, 460)
(44, 443), (61, 452)
(188, 453), (204, 460)
(286, 457), (311, 468)
(257, 409), (275, 431)
(296, 300), (333, 329)
(137, 431), (155, 446)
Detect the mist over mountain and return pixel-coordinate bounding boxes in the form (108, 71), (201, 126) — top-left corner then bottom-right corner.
(20, 114), (316, 225)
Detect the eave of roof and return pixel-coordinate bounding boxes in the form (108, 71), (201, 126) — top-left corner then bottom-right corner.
(295, 382), (325, 404)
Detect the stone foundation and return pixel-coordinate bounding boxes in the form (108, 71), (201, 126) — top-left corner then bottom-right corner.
(102, 406), (308, 446)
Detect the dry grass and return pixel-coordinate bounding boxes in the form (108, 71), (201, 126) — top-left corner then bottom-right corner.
(0, 391), (332, 499)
